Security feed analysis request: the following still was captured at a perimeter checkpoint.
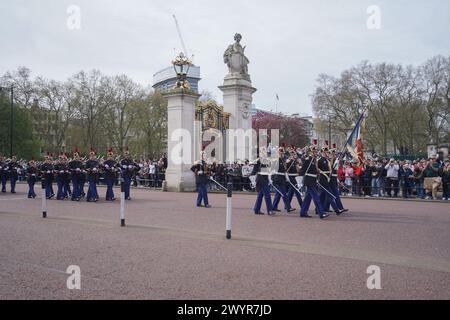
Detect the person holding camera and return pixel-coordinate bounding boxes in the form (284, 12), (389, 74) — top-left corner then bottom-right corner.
(385, 158), (400, 197)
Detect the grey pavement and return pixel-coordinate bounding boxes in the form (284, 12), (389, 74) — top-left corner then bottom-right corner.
(0, 184), (449, 299)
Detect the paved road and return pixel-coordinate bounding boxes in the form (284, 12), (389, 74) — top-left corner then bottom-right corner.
(0, 184), (449, 299)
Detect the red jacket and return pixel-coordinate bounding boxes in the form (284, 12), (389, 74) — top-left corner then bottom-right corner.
(337, 166), (345, 181)
(353, 165), (362, 176)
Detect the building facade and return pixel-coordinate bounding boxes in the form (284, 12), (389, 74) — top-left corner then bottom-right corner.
(152, 65), (201, 93)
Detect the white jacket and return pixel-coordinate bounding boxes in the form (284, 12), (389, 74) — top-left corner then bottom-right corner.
(385, 163), (399, 178)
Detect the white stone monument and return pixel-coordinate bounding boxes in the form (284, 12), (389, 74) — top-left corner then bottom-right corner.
(219, 33), (256, 131)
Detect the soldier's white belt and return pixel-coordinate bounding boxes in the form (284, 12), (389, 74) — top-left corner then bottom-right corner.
(305, 173), (317, 177)
(257, 172), (270, 176)
(273, 172), (286, 176)
(249, 175), (257, 188)
(332, 174), (338, 177)
(287, 173), (298, 176)
(295, 176), (304, 187)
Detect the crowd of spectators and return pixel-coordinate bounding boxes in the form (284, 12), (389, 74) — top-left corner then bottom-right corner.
(7, 152), (450, 201)
(337, 155), (450, 200)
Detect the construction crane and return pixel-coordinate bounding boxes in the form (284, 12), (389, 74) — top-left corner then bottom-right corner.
(172, 14), (190, 59)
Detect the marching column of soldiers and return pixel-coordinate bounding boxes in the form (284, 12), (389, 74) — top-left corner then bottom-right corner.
(0, 148), (142, 202)
(189, 140), (349, 219)
(1, 140), (349, 219)
(249, 141), (349, 219)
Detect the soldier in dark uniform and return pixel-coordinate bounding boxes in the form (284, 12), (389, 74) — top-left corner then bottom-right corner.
(251, 157), (273, 215)
(120, 148), (138, 200)
(299, 144), (329, 219)
(55, 153), (69, 200)
(317, 147), (344, 215)
(103, 148), (117, 201)
(68, 149), (83, 201)
(40, 153), (55, 199)
(286, 149), (303, 209)
(80, 157), (87, 199)
(27, 158), (38, 198)
(324, 146), (348, 214)
(191, 159), (211, 208)
(62, 153), (71, 199)
(272, 147), (295, 213)
(7, 156), (19, 193)
(85, 149), (100, 202)
(0, 155), (7, 193)
(318, 147), (347, 215)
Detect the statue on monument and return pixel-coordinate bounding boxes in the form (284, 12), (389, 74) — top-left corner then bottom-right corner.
(223, 33), (250, 79)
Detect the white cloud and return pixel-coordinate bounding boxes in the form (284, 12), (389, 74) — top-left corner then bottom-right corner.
(0, 0), (449, 115)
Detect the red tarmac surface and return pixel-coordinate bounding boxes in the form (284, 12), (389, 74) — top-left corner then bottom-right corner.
(0, 184), (449, 299)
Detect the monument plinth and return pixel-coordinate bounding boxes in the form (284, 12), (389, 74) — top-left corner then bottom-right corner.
(162, 90), (200, 192)
(219, 33), (256, 131)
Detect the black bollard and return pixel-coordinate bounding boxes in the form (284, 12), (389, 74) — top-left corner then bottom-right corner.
(120, 177), (125, 227)
(42, 178), (47, 218)
(226, 181), (232, 239)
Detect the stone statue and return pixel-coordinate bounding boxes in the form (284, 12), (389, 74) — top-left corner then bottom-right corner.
(223, 33), (250, 78)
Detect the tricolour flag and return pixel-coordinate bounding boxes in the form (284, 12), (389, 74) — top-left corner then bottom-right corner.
(346, 111), (366, 165)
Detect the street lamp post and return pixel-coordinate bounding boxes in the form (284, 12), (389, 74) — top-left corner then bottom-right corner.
(328, 116), (332, 148)
(0, 86), (14, 158)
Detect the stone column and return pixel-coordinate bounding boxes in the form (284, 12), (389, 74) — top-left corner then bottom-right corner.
(218, 76), (256, 131)
(162, 91), (201, 192)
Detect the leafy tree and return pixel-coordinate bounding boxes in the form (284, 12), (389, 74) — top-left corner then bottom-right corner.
(252, 110), (308, 147)
(0, 94), (40, 159)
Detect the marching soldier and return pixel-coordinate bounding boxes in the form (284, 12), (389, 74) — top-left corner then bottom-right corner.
(63, 153), (71, 199)
(0, 155), (7, 193)
(40, 153), (55, 199)
(85, 149), (100, 202)
(286, 148), (303, 208)
(191, 157), (211, 208)
(103, 148), (117, 201)
(324, 146), (348, 214)
(317, 146), (344, 215)
(272, 147), (295, 213)
(251, 157), (273, 215)
(120, 147), (138, 201)
(27, 158), (38, 198)
(68, 149), (83, 201)
(54, 153), (69, 200)
(80, 158), (87, 199)
(9, 155), (20, 193)
(299, 142), (329, 219)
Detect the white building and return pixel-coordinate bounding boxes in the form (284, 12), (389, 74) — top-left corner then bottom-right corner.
(152, 65), (201, 93)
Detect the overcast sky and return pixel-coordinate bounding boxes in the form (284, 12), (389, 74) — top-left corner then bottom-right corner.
(1, 0), (449, 115)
